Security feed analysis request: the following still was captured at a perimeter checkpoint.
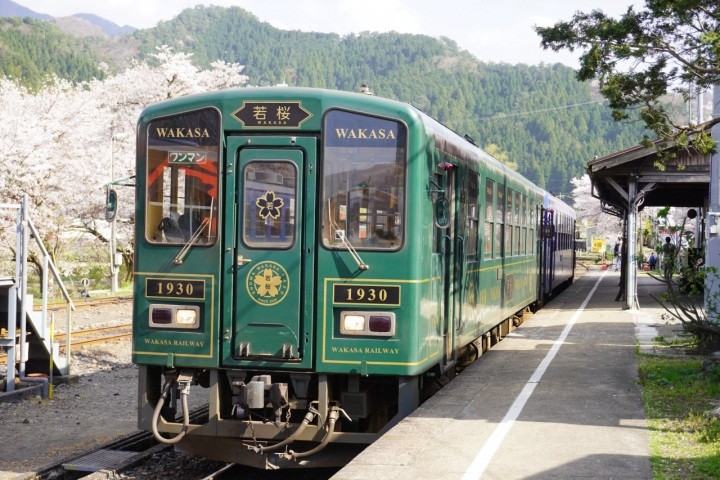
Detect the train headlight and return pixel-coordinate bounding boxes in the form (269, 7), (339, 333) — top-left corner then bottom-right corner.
(342, 314), (366, 332)
(340, 311), (395, 337)
(176, 308), (199, 326)
(149, 304), (200, 329)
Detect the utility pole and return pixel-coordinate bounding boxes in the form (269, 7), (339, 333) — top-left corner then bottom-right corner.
(110, 133), (119, 293)
(706, 85), (720, 322)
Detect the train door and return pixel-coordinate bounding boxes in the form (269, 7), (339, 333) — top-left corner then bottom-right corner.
(436, 163), (460, 371)
(225, 136), (316, 368)
(539, 207), (555, 301)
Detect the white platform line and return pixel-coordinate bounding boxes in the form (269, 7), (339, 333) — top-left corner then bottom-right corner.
(461, 271), (607, 480)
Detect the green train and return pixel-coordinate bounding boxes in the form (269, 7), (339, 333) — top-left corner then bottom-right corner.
(132, 87), (575, 468)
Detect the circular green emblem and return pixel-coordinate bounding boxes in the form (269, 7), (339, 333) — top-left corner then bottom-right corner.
(246, 261), (290, 306)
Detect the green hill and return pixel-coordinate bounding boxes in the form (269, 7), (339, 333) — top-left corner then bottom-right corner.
(132, 6), (647, 195)
(0, 17), (107, 88)
(1, 5), (648, 196)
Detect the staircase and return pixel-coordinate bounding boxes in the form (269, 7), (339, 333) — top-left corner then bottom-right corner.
(1, 196), (75, 396)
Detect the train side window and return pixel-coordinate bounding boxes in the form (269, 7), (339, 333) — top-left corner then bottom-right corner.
(529, 204), (537, 254)
(505, 188), (513, 256)
(514, 190), (521, 255)
(433, 173), (443, 254)
(496, 184), (505, 258)
(145, 107), (220, 245)
(484, 178), (494, 258)
(521, 195), (527, 255)
(566, 215), (570, 249)
(466, 171), (479, 260)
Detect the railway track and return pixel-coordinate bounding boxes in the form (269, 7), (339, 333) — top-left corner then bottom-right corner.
(46, 295), (133, 311)
(0, 324), (132, 362)
(31, 407), (210, 480)
(57, 323), (132, 348)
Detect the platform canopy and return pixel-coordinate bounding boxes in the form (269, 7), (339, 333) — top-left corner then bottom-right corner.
(586, 137), (711, 309)
(587, 142), (710, 216)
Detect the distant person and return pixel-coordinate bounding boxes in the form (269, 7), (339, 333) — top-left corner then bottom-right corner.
(662, 237), (675, 279)
(648, 252), (657, 270)
(613, 238), (622, 271)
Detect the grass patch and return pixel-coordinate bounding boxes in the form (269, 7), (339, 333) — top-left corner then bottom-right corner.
(639, 356), (720, 479)
(655, 335), (697, 349)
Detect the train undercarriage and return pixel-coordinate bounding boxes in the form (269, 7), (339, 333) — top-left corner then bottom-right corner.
(138, 310), (528, 469)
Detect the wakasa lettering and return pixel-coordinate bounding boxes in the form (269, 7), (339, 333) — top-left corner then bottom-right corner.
(331, 346), (363, 354)
(155, 127), (210, 138)
(334, 128), (396, 140)
(144, 338), (172, 346)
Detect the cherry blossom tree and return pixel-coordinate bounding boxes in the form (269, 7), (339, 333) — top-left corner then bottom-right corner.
(571, 174), (622, 251)
(0, 46), (248, 286)
(0, 76), (89, 274)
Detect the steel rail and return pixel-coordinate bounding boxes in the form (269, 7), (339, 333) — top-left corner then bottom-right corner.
(0, 325), (132, 361)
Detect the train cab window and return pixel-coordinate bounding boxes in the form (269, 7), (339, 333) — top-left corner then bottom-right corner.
(145, 108), (220, 245)
(322, 110), (406, 250)
(242, 161), (297, 249)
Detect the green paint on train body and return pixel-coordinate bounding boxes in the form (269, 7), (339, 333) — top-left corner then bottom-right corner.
(132, 87), (556, 378)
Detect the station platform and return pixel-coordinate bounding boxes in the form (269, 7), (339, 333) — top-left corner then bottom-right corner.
(333, 268), (671, 480)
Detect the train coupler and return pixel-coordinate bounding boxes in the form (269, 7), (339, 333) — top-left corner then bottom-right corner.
(152, 369), (196, 445)
(277, 404), (352, 462)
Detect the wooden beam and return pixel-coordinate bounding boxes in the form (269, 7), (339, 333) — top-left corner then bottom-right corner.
(605, 177), (629, 204)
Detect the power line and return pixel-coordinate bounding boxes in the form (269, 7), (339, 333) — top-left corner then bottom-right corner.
(479, 100), (603, 121)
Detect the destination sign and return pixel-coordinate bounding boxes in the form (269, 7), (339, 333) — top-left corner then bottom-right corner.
(168, 152), (207, 164)
(232, 101), (311, 129)
(146, 278), (205, 300)
(333, 284), (400, 306)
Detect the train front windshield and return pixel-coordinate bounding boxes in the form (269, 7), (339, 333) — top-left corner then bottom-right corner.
(144, 108), (221, 245)
(322, 110), (406, 250)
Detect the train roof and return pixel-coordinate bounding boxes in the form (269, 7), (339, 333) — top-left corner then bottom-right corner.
(139, 86), (570, 210)
(138, 86), (409, 121)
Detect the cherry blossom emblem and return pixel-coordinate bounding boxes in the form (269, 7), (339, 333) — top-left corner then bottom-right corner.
(256, 190), (284, 219)
(246, 261), (289, 306)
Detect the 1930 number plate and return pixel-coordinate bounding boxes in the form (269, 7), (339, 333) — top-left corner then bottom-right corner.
(146, 278), (205, 300)
(333, 284), (400, 306)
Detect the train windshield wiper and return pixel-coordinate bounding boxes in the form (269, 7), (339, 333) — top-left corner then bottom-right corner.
(327, 199), (368, 270)
(334, 229), (369, 271)
(173, 218), (210, 265)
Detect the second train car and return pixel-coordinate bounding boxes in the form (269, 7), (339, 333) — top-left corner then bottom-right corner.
(132, 87), (575, 468)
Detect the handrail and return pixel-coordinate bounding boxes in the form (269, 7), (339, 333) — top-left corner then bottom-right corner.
(6, 194), (77, 386)
(26, 218), (75, 312)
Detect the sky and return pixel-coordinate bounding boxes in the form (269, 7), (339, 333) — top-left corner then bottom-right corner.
(12, 0), (641, 67)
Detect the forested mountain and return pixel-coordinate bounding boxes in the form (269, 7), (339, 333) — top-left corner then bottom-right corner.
(0, 0), (50, 20)
(0, 4), (648, 196)
(132, 6), (647, 195)
(0, 0), (135, 35)
(0, 17), (107, 87)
